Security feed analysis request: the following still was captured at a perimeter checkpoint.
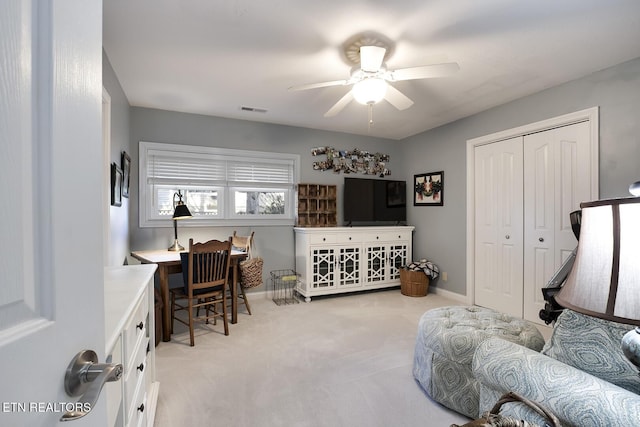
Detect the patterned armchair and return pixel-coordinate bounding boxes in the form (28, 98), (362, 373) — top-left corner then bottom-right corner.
(472, 310), (640, 427)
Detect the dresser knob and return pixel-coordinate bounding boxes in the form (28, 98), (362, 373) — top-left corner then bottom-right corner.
(137, 363), (144, 372)
(136, 321), (144, 330)
(138, 403), (145, 413)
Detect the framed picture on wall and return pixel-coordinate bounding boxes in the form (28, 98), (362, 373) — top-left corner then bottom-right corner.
(111, 163), (123, 207)
(121, 151), (131, 198)
(414, 171), (444, 206)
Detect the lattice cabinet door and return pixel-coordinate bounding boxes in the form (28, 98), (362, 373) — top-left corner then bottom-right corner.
(387, 244), (409, 281)
(311, 247), (337, 289)
(337, 246), (361, 288)
(365, 245), (387, 284)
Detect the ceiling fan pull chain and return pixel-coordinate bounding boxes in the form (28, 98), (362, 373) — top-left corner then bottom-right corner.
(368, 103), (374, 129)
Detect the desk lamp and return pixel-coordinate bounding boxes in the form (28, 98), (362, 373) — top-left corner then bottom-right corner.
(168, 190), (192, 251)
(555, 196), (640, 371)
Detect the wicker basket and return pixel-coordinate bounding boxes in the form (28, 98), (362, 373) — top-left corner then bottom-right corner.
(400, 269), (429, 297)
(239, 257), (264, 289)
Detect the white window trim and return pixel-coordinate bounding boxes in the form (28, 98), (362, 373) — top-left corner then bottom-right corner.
(139, 141), (300, 227)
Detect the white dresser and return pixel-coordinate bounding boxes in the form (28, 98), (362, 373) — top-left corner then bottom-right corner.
(294, 226), (414, 302)
(104, 264), (159, 427)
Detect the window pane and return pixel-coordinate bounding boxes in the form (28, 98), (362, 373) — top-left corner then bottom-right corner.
(155, 187), (219, 217)
(234, 190), (286, 215)
(156, 188), (175, 217)
(186, 189), (219, 216)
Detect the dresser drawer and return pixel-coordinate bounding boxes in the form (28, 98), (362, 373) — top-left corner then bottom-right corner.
(309, 234), (336, 244)
(126, 383), (147, 427)
(123, 295), (148, 368)
(335, 233), (362, 244)
(124, 337), (149, 410)
(371, 231), (409, 242)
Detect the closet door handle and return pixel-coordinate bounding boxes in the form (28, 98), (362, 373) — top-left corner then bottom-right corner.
(505, 235), (510, 240)
(539, 237), (545, 242)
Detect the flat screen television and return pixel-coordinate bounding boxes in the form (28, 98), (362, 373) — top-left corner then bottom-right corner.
(343, 177), (407, 224)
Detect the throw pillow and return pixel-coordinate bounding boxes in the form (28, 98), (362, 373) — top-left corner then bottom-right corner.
(542, 309), (640, 394)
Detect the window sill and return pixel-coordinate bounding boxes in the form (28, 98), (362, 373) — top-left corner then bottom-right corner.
(140, 218), (296, 228)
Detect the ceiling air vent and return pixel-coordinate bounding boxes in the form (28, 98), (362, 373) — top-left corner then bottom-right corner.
(240, 106), (268, 113)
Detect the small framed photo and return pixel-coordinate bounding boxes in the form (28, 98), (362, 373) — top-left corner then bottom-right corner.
(121, 151), (131, 198)
(111, 163), (123, 207)
(414, 171), (444, 206)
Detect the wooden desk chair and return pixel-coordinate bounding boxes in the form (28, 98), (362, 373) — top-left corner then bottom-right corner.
(232, 231), (257, 315)
(170, 238), (232, 346)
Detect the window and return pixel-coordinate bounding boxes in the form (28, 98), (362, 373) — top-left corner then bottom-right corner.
(139, 141), (299, 227)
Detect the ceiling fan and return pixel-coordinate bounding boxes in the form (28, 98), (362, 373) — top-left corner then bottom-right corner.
(289, 39), (460, 118)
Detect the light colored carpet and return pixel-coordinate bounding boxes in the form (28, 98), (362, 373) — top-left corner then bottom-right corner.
(153, 289), (471, 427)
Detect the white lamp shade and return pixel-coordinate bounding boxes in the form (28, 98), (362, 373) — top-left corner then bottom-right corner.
(556, 197), (640, 325)
(352, 78), (387, 105)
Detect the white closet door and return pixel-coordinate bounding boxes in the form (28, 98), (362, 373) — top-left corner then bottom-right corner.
(474, 137), (524, 317)
(523, 121), (591, 323)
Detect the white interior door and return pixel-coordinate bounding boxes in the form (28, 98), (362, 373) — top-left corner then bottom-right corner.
(0, 1), (106, 426)
(474, 137), (524, 317)
(523, 122), (591, 323)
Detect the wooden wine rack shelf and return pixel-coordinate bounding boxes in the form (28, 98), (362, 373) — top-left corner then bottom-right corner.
(296, 183), (337, 227)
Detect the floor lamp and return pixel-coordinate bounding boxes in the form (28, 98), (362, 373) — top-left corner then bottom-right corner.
(555, 196), (640, 370)
(168, 190), (192, 251)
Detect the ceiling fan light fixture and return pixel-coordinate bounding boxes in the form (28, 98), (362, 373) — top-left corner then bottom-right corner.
(352, 78), (387, 105)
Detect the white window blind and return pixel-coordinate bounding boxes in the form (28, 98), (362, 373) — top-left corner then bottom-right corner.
(146, 152), (294, 185)
(227, 160), (294, 184)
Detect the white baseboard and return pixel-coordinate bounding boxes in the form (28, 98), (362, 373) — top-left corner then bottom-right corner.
(250, 286), (471, 305)
(429, 286), (471, 304)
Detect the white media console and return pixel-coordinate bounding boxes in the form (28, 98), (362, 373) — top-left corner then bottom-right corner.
(294, 226), (414, 302)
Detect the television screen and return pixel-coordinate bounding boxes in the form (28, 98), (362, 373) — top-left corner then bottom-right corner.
(344, 178), (375, 222)
(344, 178), (406, 224)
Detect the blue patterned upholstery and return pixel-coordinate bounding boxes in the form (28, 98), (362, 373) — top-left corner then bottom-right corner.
(541, 309), (640, 395)
(413, 306), (545, 418)
(474, 337), (640, 427)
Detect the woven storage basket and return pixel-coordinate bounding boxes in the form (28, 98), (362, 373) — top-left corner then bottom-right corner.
(400, 269), (429, 297)
(239, 257), (264, 289)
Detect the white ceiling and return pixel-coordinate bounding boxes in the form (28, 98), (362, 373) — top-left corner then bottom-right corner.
(103, 0), (640, 140)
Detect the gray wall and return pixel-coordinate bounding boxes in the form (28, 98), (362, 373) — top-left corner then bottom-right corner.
(128, 108), (402, 289)
(402, 57), (640, 295)
(103, 50), (132, 267)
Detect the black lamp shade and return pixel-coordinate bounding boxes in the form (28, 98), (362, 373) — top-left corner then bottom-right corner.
(173, 203), (192, 219)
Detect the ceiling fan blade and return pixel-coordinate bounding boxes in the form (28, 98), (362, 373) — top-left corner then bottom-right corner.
(385, 85), (414, 111)
(360, 46), (386, 72)
(388, 62), (460, 81)
(324, 91), (354, 117)
(288, 79), (350, 91)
